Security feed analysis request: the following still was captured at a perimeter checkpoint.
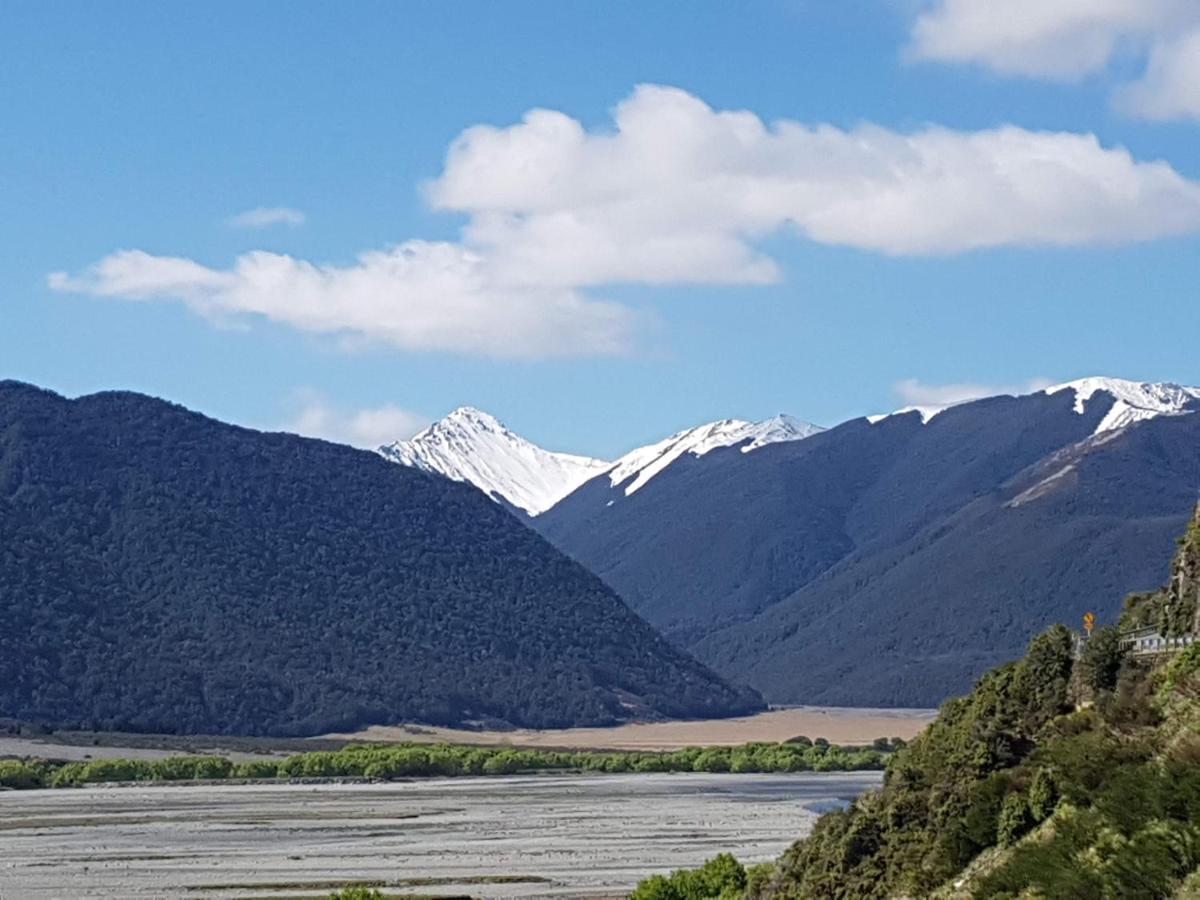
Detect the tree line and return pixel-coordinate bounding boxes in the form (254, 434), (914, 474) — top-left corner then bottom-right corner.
(0, 737), (904, 790)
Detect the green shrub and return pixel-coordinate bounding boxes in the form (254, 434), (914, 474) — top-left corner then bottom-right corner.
(328, 889), (385, 900)
(630, 874), (678, 900)
(692, 749), (731, 773)
(744, 861), (774, 896)
(232, 759), (279, 779)
(152, 755), (233, 781)
(78, 758), (152, 783)
(997, 793), (1033, 847)
(1028, 768), (1058, 822)
(630, 854), (746, 900)
(0, 760), (42, 789)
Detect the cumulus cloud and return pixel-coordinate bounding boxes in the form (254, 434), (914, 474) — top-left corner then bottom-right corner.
(428, 85), (1200, 261)
(227, 206), (306, 228)
(909, 0), (1200, 119)
(48, 86), (1200, 356)
(279, 389), (428, 448)
(49, 245), (638, 358)
(894, 377), (1053, 416)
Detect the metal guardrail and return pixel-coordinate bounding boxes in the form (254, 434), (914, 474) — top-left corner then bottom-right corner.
(1118, 631), (1198, 656)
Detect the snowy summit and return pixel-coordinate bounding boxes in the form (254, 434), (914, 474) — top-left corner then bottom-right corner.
(380, 408), (823, 513)
(379, 407), (609, 516)
(1044, 377), (1200, 436)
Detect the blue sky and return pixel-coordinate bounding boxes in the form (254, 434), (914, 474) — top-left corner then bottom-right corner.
(4, 1), (1200, 458)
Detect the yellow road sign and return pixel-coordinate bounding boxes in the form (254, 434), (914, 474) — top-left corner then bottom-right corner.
(1083, 612), (1095, 635)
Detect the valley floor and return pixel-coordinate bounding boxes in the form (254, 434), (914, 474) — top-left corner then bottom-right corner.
(0, 772), (880, 898)
(321, 706), (936, 751)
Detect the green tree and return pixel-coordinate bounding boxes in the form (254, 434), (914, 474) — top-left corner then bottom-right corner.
(1028, 768), (1058, 822)
(630, 874), (679, 900)
(1080, 626), (1124, 693)
(997, 792), (1033, 847)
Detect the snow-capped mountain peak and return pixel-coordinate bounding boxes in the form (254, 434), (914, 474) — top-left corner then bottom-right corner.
(379, 407), (609, 516)
(608, 414), (824, 497)
(1044, 377), (1200, 435)
(744, 413), (826, 451)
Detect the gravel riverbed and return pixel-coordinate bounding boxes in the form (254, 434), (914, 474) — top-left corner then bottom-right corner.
(0, 772), (881, 898)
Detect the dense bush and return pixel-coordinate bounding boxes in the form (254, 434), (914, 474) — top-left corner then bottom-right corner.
(644, 623), (1199, 897)
(0, 759), (43, 789)
(2, 739), (889, 790)
(0, 381), (761, 736)
(630, 854), (748, 900)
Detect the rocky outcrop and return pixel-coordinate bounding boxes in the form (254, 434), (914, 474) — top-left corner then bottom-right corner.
(1161, 501), (1200, 636)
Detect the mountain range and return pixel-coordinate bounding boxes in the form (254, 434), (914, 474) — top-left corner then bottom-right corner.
(0, 380), (761, 736)
(381, 377), (1200, 708)
(381, 408), (823, 515)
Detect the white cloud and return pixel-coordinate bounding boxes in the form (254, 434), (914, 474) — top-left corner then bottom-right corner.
(279, 389), (428, 448)
(227, 206), (306, 228)
(430, 85), (1200, 260)
(48, 86), (1200, 356)
(909, 0), (1200, 119)
(49, 244), (638, 359)
(894, 377), (1053, 413)
(1114, 31), (1200, 121)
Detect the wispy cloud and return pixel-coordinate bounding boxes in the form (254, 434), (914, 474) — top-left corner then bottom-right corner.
(277, 389), (428, 448)
(894, 377), (1054, 413)
(48, 86), (1200, 357)
(909, 0), (1200, 120)
(227, 206), (307, 229)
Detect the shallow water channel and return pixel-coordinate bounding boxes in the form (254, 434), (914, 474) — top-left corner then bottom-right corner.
(0, 772), (881, 898)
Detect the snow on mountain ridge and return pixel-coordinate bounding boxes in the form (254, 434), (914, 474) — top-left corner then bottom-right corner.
(1044, 377), (1200, 435)
(866, 377), (1200, 433)
(607, 414), (824, 497)
(380, 408), (824, 512)
(379, 407), (609, 516)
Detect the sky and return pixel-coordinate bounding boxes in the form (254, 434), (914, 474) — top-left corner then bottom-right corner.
(4, 1), (1200, 459)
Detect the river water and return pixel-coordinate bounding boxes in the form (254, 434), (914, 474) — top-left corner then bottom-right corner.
(0, 772), (881, 898)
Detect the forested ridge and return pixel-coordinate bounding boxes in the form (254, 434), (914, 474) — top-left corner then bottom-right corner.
(633, 508), (1200, 899)
(0, 380), (761, 736)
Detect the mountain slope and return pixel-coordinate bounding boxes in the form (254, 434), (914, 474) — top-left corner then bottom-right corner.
(536, 378), (1200, 706)
(636, 514), (1200, 899)
(379, 406), (609, 515)
(698, 410), (1200, 707)
(754, 523), (1200, 899)
(0, 381), (762, 736)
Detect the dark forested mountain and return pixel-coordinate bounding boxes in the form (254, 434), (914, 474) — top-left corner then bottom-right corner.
(0, 381), (761, 736)
(535, 379), (1200, 707)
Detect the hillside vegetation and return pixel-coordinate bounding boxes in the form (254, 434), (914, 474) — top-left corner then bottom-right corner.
(0, 381), (760, 736)
(634, 507), (1200, 899)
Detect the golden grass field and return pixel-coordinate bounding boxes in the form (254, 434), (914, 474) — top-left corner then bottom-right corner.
(322, 706), (936, 751)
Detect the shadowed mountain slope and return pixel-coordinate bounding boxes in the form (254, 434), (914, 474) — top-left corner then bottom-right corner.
(536, 382), (1200, 706)
(0, 381), (762, 736)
